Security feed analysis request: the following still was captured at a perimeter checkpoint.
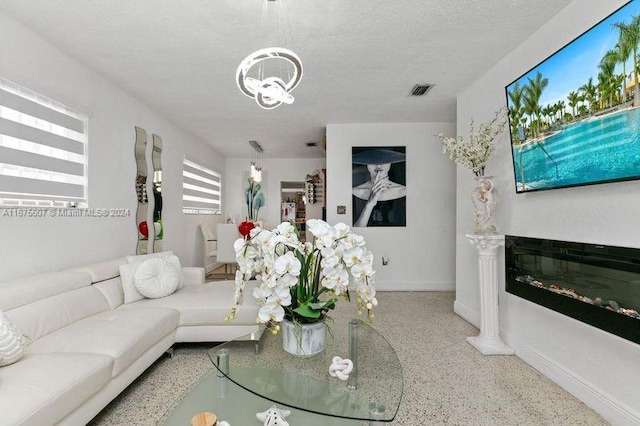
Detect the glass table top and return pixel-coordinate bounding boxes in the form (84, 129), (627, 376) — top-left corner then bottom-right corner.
(207, 318), (403, 422)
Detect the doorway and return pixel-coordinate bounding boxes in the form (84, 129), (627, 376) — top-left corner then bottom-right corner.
(280, 181), (306, 241)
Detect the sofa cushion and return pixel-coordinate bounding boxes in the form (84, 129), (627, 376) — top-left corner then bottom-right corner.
(27, 307), (179, 377)
(123, 281), (259, 326)
(6, 285), (111, 344)
(93, 276), (125, 309)
(0, 352), (112, 425)
(66, 257), (126, 284)
(134, 257), (181, 298)
(0, 271), (90, 311)
(181, 267), (206, 286)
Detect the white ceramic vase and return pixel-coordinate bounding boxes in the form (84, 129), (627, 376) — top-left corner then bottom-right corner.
(281, 319), (326, 357)
(471, 175), (498, 234)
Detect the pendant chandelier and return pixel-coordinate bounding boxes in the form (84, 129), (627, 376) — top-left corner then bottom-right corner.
(236, 0), (303, 110)
(249, 140), (263, 182)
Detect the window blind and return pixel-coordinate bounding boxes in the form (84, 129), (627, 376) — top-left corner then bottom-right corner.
(182, 158), (221, 214)
(0, 78), (88, 208)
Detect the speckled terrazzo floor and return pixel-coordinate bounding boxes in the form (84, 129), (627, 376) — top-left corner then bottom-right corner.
(89, 292), (608, 426)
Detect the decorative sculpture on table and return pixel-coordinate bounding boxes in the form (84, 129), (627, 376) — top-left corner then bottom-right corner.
(328, 356), (353, 381)
(438, 108), (507, 234)
(256, 405), (291, 426)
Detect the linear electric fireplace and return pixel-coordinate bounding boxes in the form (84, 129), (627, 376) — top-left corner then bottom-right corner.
(505, 236), (640, 345)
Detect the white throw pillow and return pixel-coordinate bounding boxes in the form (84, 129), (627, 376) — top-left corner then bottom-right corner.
(119, 262), (145, 304)
(125, 251), (184, 289)
(0, 310), (25, 367)
(134, 257), (181, 299)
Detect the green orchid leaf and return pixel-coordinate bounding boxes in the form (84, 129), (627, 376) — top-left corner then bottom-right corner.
(293, 304), (322, 319)
(309, 299), (335, 311)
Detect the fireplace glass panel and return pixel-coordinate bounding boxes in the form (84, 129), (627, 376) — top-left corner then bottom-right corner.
(505, 236), (640, 344)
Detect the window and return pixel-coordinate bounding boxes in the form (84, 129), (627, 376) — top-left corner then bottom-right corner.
(0, 78), (88, 208)
(182, 157), (221, 214)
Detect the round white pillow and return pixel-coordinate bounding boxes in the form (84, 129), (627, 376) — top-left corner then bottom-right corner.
(0, 310), (25, 367)
(134, 257), (181, 299)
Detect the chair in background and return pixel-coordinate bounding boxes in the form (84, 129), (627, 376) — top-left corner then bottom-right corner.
(216, 223), (241, 278)
(200, 224), (218, 275)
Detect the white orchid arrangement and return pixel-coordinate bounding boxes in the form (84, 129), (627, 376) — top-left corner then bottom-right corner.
(437, 107), (507, 177)
(226, 219), (377, 333)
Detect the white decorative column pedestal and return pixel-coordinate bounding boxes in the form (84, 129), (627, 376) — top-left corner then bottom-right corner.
(465, 234), (514, 356)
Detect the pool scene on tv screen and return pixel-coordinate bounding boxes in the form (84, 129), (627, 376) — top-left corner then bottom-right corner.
(506, 0), (640, 193)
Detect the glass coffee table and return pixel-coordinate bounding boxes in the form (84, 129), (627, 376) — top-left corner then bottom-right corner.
(162, 319), (403, 425)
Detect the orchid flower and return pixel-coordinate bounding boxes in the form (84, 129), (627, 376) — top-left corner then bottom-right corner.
(228, 219), (377, 329)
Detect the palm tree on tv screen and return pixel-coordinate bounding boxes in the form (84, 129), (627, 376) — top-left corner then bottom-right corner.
(579, 77), (597, 114)
(524, 72), (549, 138)
(567, 91), (579, 119)
(614, 16), (640, 106)
(508, 82), (525, 141)
(612, 30), (631, 102)
(599, 50), (618, 108)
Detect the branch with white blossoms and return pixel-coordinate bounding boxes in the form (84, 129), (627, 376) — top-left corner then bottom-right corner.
(437, 107), (507, 177)
(226, 219), (378, 334)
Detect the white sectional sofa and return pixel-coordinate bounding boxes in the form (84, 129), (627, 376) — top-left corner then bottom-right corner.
(0, 257), (259, 426)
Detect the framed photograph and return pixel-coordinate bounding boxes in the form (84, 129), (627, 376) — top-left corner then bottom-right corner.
(352, 146), (406, 227)
(506, 0), (640, 193)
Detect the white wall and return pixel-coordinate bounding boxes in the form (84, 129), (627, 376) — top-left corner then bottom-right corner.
(224, 157), (326, 230)
(455, 1), (640, 423)
(326, 123), (456, 291)
(0, 11), (225, 281)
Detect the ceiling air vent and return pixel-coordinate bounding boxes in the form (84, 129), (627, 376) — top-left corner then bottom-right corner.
(409, 84), (433, 97)
(306, 141), (317, 147)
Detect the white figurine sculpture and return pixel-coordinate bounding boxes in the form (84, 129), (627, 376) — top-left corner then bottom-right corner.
(328, 356), (354, 381)
(471, 176), (498, 234)
(256, 405), (291, 426)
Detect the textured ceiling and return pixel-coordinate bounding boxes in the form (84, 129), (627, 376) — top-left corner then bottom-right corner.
(0, 0), (574, 158)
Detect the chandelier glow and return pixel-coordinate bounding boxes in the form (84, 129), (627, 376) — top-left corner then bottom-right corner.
(236, 47), (303, 109)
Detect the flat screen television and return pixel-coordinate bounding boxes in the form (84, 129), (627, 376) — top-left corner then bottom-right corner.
(506, 0), (640, 193)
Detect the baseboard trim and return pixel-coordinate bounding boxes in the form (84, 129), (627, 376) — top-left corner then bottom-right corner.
(455, 300), (640, 425)
(503, 332), (640, 425)
(377, 281), (455, 291)
(453, 300), (479, 328)
(501, 330), (640, 425)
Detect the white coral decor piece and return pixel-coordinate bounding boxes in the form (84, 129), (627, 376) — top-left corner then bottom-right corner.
(256, 405), (291, 426)
(0, 309), (25, 366)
